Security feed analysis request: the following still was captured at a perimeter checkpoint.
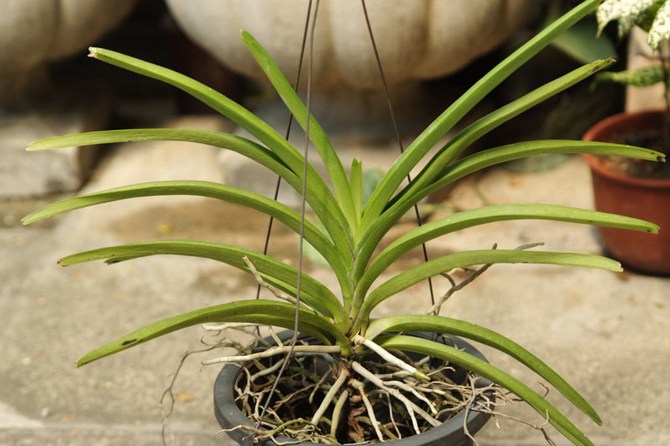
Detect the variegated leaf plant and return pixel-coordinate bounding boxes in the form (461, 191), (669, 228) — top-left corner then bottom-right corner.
(23, 1), (663, 445)
(596, 0), (670, 105)
(597, 0), (670, 50)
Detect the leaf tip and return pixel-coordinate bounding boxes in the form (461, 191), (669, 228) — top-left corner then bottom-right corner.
(594, 413), (603, 426)
(240, 30), (260, 49)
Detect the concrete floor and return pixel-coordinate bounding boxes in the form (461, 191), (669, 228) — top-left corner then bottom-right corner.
(1, 116), (668, 445)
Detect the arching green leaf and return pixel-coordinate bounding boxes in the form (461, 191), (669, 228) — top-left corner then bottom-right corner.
(354, 140), (663, 274)
(58, 241), (345, 323)
(27, 128), (354, 262)
(361, 0), (602, 227)
(396, 58), (615, 206)
(354, 250), (622, 328)
(87, 48), (355, 259)
(77, 300), (345, 366)
(23, 180), (351, 293)
(242, 31), (356, 229)
(377, 335), (595, 446)
(357, 204), (658, 291)
(366, 315), (602, 424)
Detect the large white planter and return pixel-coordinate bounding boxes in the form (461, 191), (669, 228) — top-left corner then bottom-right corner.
(0, 0), (136, 101)
(166, 0), (533, 203)
(0, 0), (136, 198)
(166, 0), (533, 140)
(166, 0), (532, 89)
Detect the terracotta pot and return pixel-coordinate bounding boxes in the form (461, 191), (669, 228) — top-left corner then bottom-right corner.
(583, 110), (670, 275)
(214, 331), (492, 446)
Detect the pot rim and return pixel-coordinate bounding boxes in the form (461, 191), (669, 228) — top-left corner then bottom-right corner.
(582, 109), (670, 189)
(213, 333), (492, 446)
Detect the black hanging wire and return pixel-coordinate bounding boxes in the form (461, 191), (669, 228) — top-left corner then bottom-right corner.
(254, 0), (438, 436)
(254, 1), (313, 303)
(360, 0), (436, 306)
(254, 0), (320, 432)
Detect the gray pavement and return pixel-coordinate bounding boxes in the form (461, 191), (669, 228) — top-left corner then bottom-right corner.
(1, 116), (669, 445)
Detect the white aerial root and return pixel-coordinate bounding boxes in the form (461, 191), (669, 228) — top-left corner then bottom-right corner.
(243, 256), (298, 305)
(250, 357), (286, 381)
(353, 334), (429, 381)
(351, 361), (440, 433)
(202, 322), (258, 331)
(310, 367), (349, 425)
(351, 379), (384, 442)
(430, 242), (545, 315)
(385, 392), (401, 439)
(309, 371), (331, 405)
(168, 321), (559, 445)
(201, 344), (341, 365)
(384, 380), (437, 414)
(330, 389), (349, 437)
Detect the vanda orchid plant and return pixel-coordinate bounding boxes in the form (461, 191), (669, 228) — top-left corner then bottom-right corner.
(23, 1), (662, 445)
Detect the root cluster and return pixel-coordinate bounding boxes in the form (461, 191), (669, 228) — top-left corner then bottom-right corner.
(228, 335), (496, 444)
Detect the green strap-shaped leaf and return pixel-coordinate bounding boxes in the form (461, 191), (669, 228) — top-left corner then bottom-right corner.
(356, 204), (658, 294)
(23, 180), (351, 295)
(87, 48), (355, 258)
(353, 250), (622, 329)
(400, 140), (665, 210)
(28, 128), (287, 173)
(354, 140), (664, 274)
(366, 315), (602, 424)
(88, 48), (301, 176)
(361, 0), (602, 228)
(350, 159), (364, 220)
(396, 58), (615, 206)
(58, 240), (345, 323)
(376, 335), (595, 446)
(241, 31), (357, 229)
(27, 128), (354, 263)
(77, 300), (346, 366)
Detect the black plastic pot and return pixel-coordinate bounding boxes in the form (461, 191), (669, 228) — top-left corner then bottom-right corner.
(214, 332), (492, 446)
